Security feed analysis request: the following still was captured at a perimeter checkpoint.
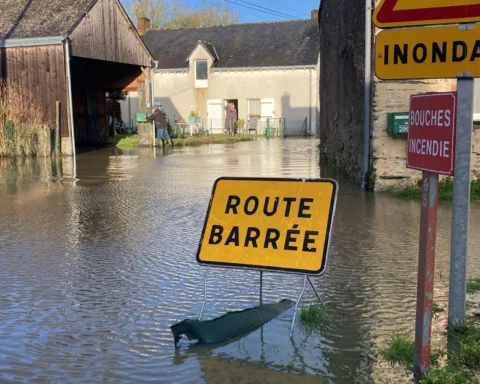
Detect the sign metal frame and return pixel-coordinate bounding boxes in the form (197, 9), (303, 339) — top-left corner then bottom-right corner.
(195, 177), (338, 337)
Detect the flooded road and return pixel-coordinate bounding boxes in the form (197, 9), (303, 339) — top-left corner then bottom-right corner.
(1, 138), (479, 383)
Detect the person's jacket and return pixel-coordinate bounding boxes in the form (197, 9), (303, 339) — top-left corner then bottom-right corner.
(146, 109), (167, 128)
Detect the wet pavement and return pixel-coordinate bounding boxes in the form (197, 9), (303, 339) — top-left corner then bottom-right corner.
(1, 138), (479, 383)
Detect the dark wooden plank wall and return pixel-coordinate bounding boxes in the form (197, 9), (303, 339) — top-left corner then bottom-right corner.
(69, 0), (151, 67)
(0, 45), (69, 137)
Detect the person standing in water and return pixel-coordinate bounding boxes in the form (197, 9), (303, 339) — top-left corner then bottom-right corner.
(146, 104), (173, 146)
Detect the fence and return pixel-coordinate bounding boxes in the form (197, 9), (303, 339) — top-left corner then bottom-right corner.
(203, 118), (311, 137)
(176, 117), (313, 137)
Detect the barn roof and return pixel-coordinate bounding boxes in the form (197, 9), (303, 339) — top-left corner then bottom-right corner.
(0, 0), (97, 40)
(142, 20), (319, 69)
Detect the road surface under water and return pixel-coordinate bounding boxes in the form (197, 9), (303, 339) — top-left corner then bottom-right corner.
(1, 138), (479, 383)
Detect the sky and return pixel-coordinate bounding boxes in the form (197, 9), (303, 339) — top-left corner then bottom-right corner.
(188, 0), (320, 23)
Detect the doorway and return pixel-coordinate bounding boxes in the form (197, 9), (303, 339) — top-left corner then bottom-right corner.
(224, 99), (239, 116)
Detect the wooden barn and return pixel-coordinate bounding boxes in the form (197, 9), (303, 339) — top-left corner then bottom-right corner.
(0, 0), (153, 155)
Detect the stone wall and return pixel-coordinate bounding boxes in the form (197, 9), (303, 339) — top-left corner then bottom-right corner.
(319, 0), (480, 191)
(372, 79), (454, 191)
(318, 0), (366, 186)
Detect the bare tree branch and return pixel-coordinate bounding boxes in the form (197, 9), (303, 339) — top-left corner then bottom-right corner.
(123, 0), (239, 28)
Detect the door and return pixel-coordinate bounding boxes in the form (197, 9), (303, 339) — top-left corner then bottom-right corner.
(207, 99), (223, 133)
(260, 98), (275, 131)
(260, 98), (275, 119)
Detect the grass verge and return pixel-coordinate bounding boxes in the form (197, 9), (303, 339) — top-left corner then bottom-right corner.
(467, 277), (480, 294)
(112, 133), (257, 150)
(379, 287), (480, 383)
(113, 134), (139, 150)
(419, 367), (474, 384)
(172, 134), (256, 147)
(393, 178), (480, 201)
(447, 324), (480, 372)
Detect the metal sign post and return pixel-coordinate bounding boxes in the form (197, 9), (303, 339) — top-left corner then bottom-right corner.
(414, 171), (439, 379)
(448, 77), (474, 329)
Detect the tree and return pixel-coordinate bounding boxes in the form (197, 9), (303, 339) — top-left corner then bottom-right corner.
(123, 0), (239, 29)
(107, 91), (128, 101)
(164, 2), (239, 28)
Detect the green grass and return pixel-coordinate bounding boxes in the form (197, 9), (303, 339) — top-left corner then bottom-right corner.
(112, 133), (139, 150)
(380, 332), (415, 367)
(448, 324), (480, 371)
(111, 133), (256, 149)
(379, 332), (443, 368)
(393, 178), (480, 201)
(381, 317), (480, 382)
(299, 304), (336, 329)
(432, 303), (445, 319)
(467, 277), (480, 294)
(172, 134), (256, 147)
(419, 367), (475, 384)
(377, 278), (480, 381)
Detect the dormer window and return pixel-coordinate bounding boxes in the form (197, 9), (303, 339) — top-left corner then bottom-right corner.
(195, 60), (208, 88)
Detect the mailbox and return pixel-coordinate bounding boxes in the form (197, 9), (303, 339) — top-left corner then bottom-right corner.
(136, 112), (148, 123)
(387, 112), (409, 135)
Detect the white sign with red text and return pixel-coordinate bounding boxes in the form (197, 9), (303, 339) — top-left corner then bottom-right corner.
(407, 92), (457, 176)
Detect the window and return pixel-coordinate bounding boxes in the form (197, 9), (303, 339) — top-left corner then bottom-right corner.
(248, 99), (261, 116)
(195, 60), (208, 88)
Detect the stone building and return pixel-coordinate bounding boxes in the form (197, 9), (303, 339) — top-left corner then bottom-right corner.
(319, 0), (480, 191)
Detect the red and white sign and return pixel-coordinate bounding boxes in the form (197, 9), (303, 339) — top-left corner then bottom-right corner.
(374, 0), (480, 28)
(407, 92), (457, 176)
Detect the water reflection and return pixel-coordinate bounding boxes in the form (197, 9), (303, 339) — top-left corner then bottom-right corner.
(0, 138), (479, 383)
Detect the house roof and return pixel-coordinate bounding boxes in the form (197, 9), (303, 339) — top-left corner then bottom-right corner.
(186, 41), (219, 63)
(0, 0), (96, 40)
(142, 20), (319, 69)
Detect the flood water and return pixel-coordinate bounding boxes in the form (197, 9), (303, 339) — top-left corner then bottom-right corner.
(1, 138), (479, 384)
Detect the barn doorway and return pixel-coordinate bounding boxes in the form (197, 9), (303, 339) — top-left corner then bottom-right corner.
(70, 57), (142, 148)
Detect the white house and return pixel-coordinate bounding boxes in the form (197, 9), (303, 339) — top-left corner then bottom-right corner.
(135, 11), (320, 136)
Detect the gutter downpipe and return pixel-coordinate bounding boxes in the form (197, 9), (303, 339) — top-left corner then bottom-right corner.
(361, 0), (373, 191)
(64, 39), (76, 160)
(151, 60), (159, 146)
(309, 68), (312, 135)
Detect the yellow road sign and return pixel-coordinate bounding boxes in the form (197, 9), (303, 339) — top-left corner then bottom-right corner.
(197, 177), (338, 275)
(375, 24), (480, 80)
(374, 0), (480, 28)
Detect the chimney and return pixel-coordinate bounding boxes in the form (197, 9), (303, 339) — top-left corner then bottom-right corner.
(137, 17), (151, 35)
(311, 9), (318, 22)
